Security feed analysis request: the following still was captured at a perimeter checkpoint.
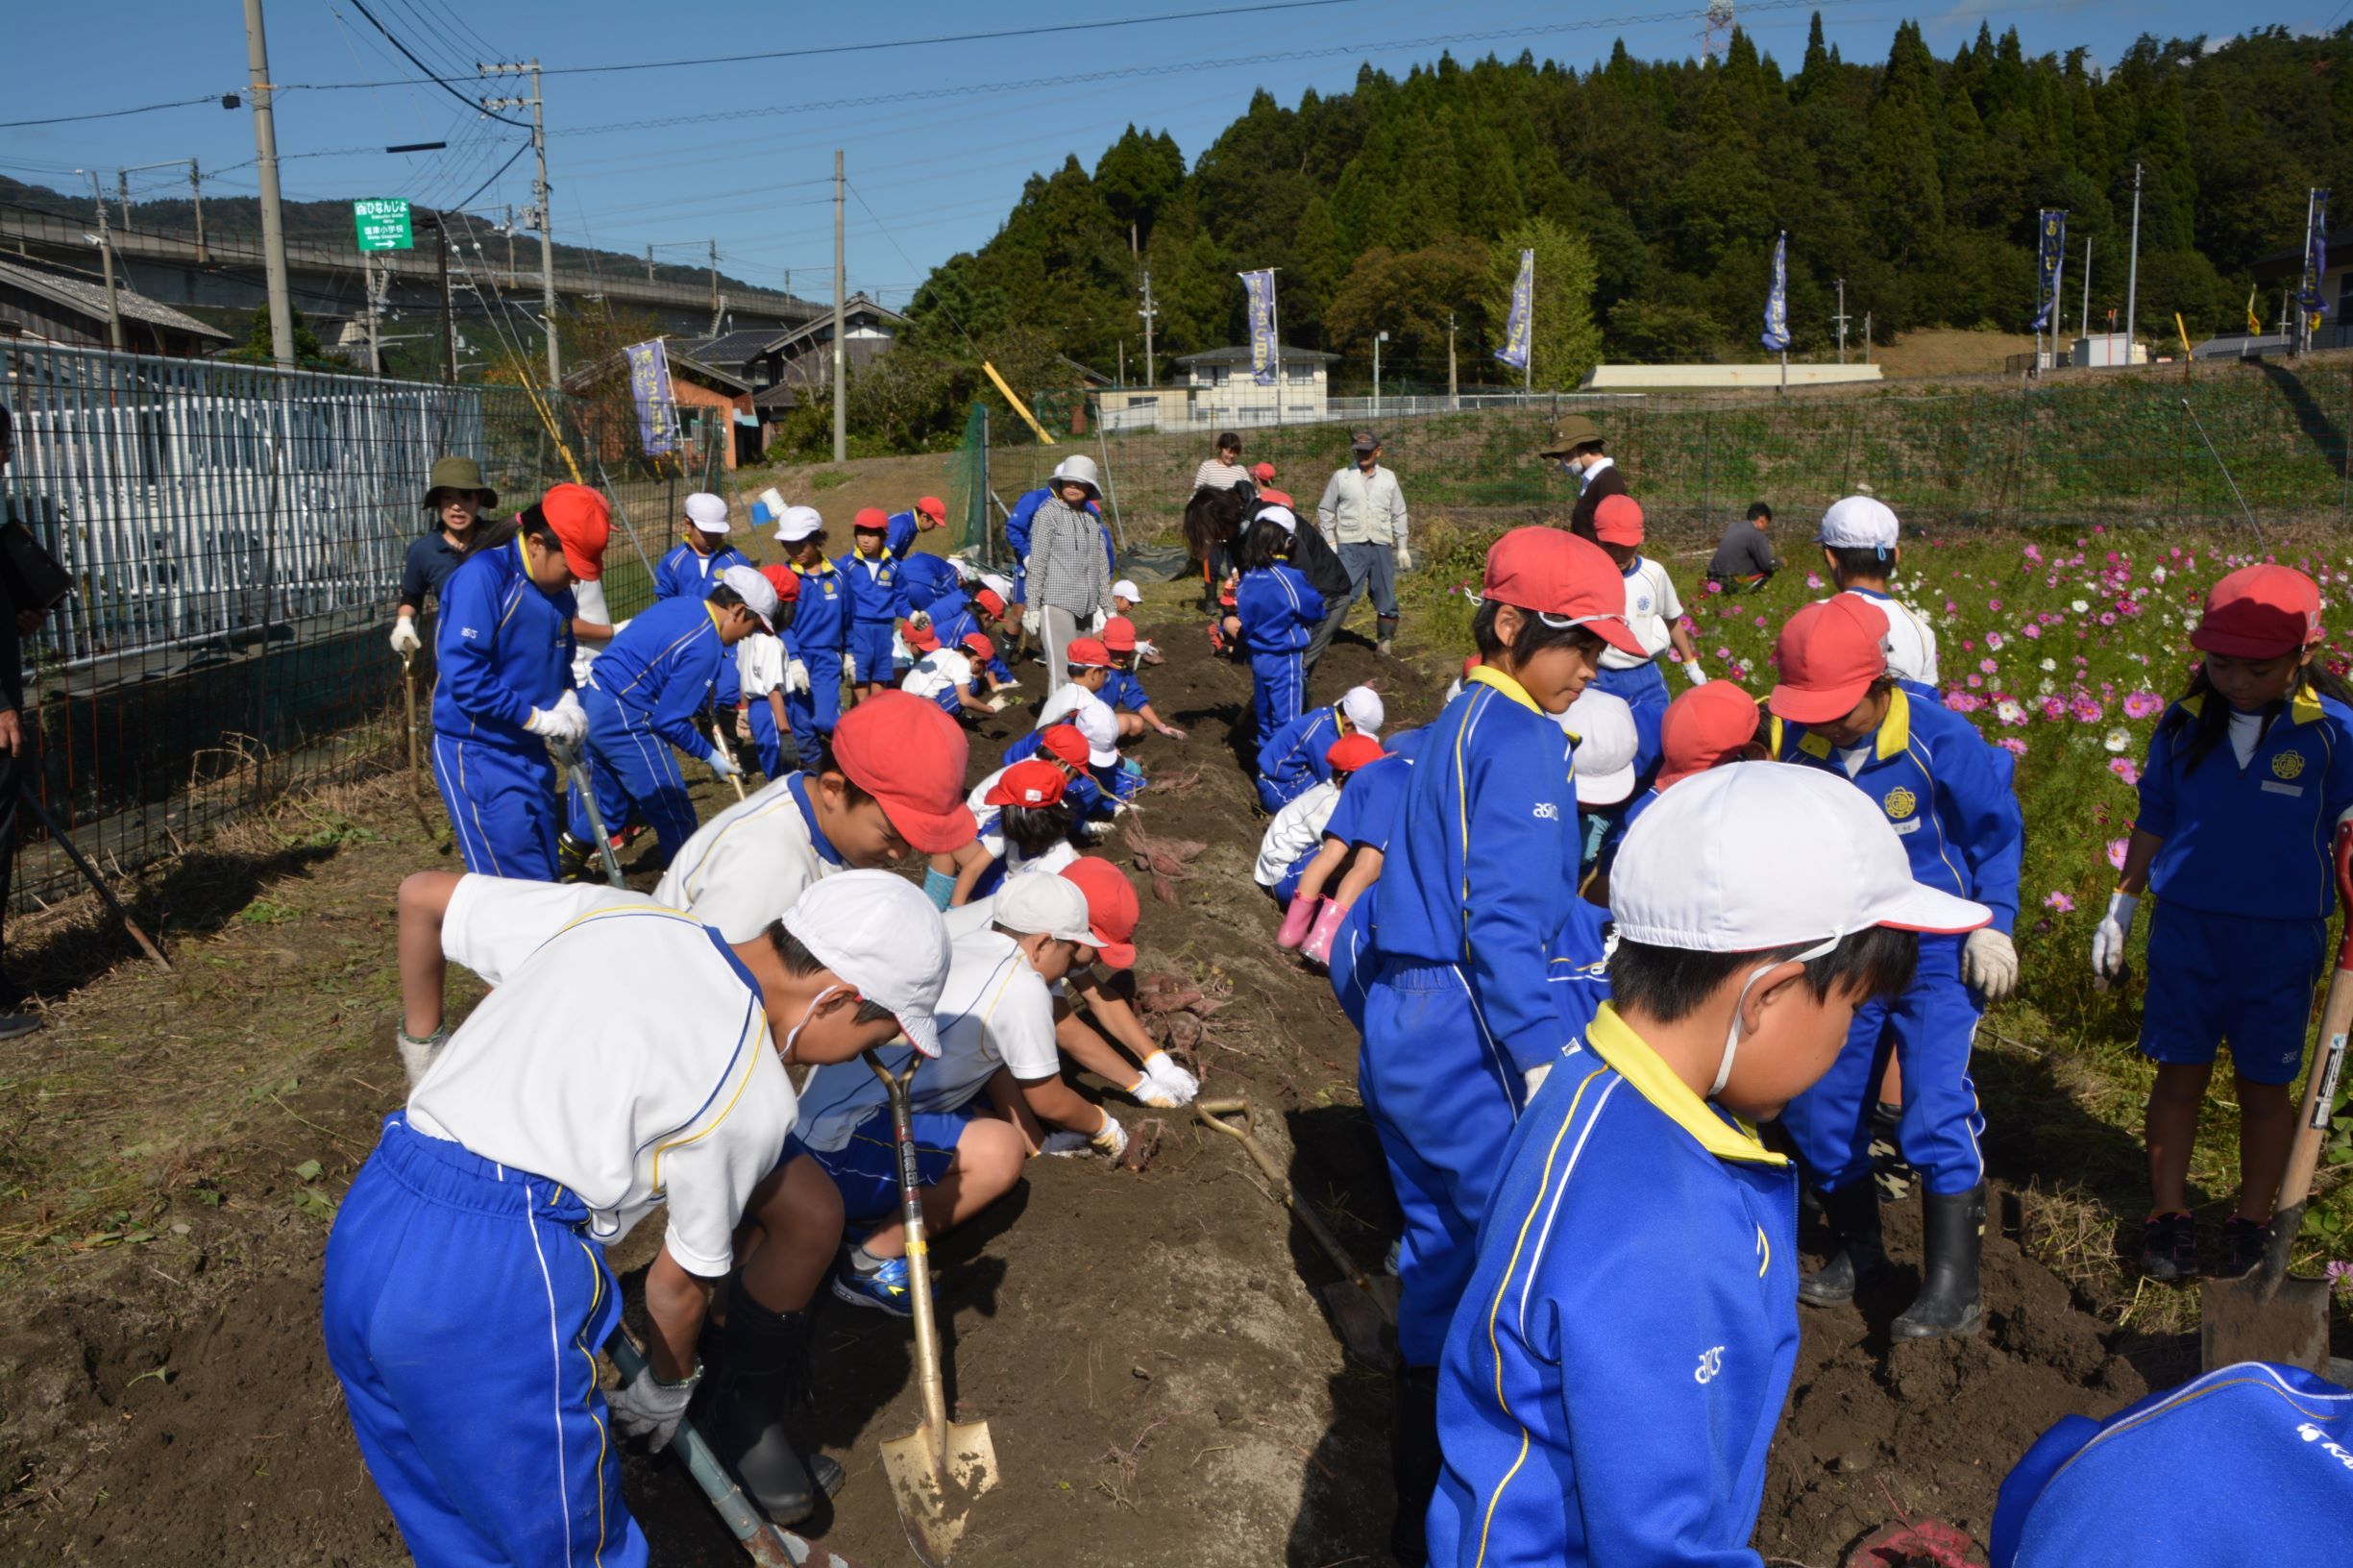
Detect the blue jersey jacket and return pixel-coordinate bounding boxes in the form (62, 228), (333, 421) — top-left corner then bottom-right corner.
(884, 509), (922, 560)
(1002, 729), (1112, 821)
(1101, 669), (1151, 715)
(1774, 686), (2022, 936)
(899, 553), (963, 614)
(1992, 1361), (2353, 1568)
(2138, 685), (2353, 920)
(836, 549), (908, 625)
(653, 541), (748, 601)
(1373, 667), (1578, 1073)
(585, 596), (725, 757)
(1323, 751), (1410, 853)
(928, 594), (1012, 683)
(1428, 1004), (1798, 1568)
(788, 560), (849, 654)
(430, 537), (576, 752)
(1235, 564), (1324, 655)
(1005, 488), (1048, 564)
(1259, 705), (1345, 796)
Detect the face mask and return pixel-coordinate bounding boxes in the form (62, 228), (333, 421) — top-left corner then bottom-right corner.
(780, 982), (847, 1062)
(1712, 935), (1838, 1097)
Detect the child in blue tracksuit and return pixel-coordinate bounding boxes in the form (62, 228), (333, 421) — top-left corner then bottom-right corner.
(1427, 762), (1989, 1568)
(563, 574), (773, 872)
(883, 496), (944, 560)
(429, 487), (607, 880)
(1232, 504), (1325, 746)
(925, 586), (1012, 684)
(1255, 684), (1384, 813)
(653, 492), (750, 602)
(1767, 594), (2022, 1340)
(1359, 527), (1646, 1559)
(1992, 1360), (2353, 1568)
(839, 508), (907, 701)
(1588, 494), (1704, 785)
(2094, 564), (2353, 1283)
(776, 512), (847, 773)
(897, 551), (964, 619)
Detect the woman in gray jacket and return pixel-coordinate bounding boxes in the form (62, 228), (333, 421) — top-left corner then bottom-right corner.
(1024, 454), (1112, 687)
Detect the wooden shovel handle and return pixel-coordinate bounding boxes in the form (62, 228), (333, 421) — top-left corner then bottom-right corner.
(2260, 823), (2353, 1294)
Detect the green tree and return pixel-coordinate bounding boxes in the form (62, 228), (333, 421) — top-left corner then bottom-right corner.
(224, 304), (326, 367)
(1485, 218), (1602, 389)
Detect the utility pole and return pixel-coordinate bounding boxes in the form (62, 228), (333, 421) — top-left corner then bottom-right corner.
(1447, 312), (1458, 407)
(645, 244), (653, 282)
(415, 211), (455, 383)
(363, 253), (382, 376)
(192, 159), (206, 262)
(708, 239), (722, 335)
(2124, 161), (2143, 366)
(242, 0), (296, 368)
(79, 170), (124, 352)
(2298, 187), (2320, 357)
(116, 171), (132, 233)
(832, 149), (846, 464)
(1833, 278), (1850, 364)
(1373, 330), (1386, 416)
(120, 158), (203, 249)
(481, 60), (559, 385)
(2078, 236), (2093, 342)
(1138, 271), (1158, 386)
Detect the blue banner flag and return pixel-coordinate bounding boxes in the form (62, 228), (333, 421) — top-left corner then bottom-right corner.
(2304, 189), (2332, 327)
(2032, 209), (2068, 331)
(1761, 232), (1791, 353)
(1495, 249), (1533, 370)
(622, 339), (681, 456)
(1238, 269), (1279, 386)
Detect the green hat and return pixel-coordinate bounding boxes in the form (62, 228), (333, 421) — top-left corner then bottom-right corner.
(1536, 414), (1604, 459)
(424, 455), (497, 510)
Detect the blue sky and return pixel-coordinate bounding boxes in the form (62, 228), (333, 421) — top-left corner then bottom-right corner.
(0, 2), (2326, 306)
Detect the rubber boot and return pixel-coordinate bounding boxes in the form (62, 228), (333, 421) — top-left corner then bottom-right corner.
(1376, 614), (1398, 657)
(1893, 1183), (1986, 1340)
(555, 831), (595, 884)
(694, 1293), (846, 1525)
(1389, 1364), (1441, 1567)
(1799, 1181), (1888, 1308)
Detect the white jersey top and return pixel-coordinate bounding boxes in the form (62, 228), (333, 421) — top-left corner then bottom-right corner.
(795, 925), (1061, 1152)
(1600, 555), (1683, 670)
(737, 631), (787, 699)
(1255, 778), (1340, 887)
(409, 899), (795, 1279)
(1838, 586), (1940, 686)
(900, 649), (975, 704)
(653, 772), (843, 944)
(442, 874), (650, 985)
(1036, 682), (1111, 732)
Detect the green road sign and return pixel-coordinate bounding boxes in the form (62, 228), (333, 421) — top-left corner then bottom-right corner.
(354, 197), (413, 253)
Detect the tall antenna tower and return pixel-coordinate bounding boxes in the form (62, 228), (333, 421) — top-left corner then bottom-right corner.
(1702, 0), (1736, 61)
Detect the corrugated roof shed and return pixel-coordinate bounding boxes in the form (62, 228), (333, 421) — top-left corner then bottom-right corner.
(0, 256), (229, 341)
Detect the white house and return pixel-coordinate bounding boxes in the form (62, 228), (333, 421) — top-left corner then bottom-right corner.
(1171, 345), (1336, 426)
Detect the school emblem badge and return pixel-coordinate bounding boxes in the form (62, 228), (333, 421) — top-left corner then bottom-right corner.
(2274, 750), (2306, 780)
(1883, 786), (1918, 820)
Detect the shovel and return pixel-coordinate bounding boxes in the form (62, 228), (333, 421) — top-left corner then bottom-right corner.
(604, 1330), (865, 1568)
(401, 649), (421, 799)
(1194, 1096), (1399, 1365)
(2201, 823), (2353, 1374)
(866, 1049), (997, 1566)
(551, 738), (626, 889)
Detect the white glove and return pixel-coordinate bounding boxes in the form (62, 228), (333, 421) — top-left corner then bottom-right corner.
(1394, 541), (1414, 573)
(1090, 1111), (1130, 1160)
(705, 747), (740, 782)
(605, 1362), (699, 1454)
(1130, 1065), (1187, 1109)
(1040, 1129), (1091, 1157)
(525, 695), (586, 747)
(1089, 608), (1108, 635)
(1523, 1062), (1553, 1103)
(1682, 658), (1709, 686)
(1021, 608), (1042, 639)
(396, 1023), (449, 1089)
(390, 615), (421, 657)
(2092, 892), (2139, 979)
(784, 658), (810, 696)
(1136, 639), (1160, 660)
(841, 651), (857, 683)
(1963, 927), (2020, 1002)
(1141, 1052), (1199, 1105)
(907, 610), (932, 631)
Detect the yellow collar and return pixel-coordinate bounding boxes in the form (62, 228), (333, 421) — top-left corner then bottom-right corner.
(794, 558), (834, 577)
(1466, 665), (1543, 715)
(1791, 685), (1907, 762)
(704, 600), (726, 635)
(2182, 684), (2325, 726)
(1582, 1004), (1788, 1167)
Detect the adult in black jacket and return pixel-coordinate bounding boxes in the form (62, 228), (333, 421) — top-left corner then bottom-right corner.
(1259, 490), (1352, 674)
(1536, 414), (1626, 544)
(0, 403), (49, 1039)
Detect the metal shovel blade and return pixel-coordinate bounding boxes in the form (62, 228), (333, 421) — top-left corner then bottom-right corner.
(2200, 1272), (2333, 1375)
(878, 1417), (998, 1568)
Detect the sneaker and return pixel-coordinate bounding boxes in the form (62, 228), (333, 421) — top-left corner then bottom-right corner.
(830, 1256), (913, 1317)
(2142, 1211), (2199, 1283)
(0, 1010), (40, 1042)
(2217, 1215), (2268, 1279)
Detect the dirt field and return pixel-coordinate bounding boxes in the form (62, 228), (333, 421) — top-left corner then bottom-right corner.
(0, 590), (2177, 1567)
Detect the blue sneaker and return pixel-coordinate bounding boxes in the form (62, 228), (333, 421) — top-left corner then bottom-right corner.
(831, 1256), (913, 1317)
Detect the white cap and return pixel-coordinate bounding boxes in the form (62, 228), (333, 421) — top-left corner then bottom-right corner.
(1610, 762), (1990, 951)
(1050, 453), (1102, 494)
(978, 570), (1014, 601)
(1562, 688), (1637, 806)
(1816, 495), (1900, 551)
(1074, 698), (1121, 767)
(1113, 578), (1141, 602)
(991, 870), (1096, 946)
(685, 492), (731, 534)
(1257, 503), (1299, 535)
(1337, 685), (1385, 737)
(718, 563), (779, 632)
(782, 870), (953, 1058)
(773, 504), (824, 544)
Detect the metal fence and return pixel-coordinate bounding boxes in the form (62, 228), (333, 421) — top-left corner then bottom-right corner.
(0, 342), (582, 907)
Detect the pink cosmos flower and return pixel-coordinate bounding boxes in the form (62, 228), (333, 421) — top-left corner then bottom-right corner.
(2040, 696), (2068, 722)
(2122, 691), (2163, 720)
(1996, 736), (2027, 757)
(2022, 624), (2042, 640)
(1988, 599), (2002, 612)
(2107, 838), (2130, 870)
(2071, 696), (2105, 723)
(1979, 658), (1998, 674)
(2044, 892), (2075, 913)
(2108, 758), (2141, 785)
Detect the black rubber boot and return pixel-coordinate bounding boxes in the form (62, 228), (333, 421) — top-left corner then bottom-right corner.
(693, 1295), (845, 1525)
(1389, 1364), (1441, 1567)
(1376, 614), (1399, 656)
(1893, 1183), (1987, 1339)
(555, 831), (595, 884)
(1799, 1181), (1888, 1308)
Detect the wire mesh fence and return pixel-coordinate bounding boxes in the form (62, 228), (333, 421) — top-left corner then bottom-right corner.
(0, 342), (584, 908)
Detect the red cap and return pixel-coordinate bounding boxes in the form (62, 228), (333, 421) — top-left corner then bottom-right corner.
(1037, 723), (1090, 770)
(960, 632), (994, 661)
(1059, 857), (1138, 968)
(2193, 564), (2324, 659)
(1259, 487), (1294, 508)
(1769, 597), (1891, 724)
(974, 587), (1006, 619)
(1251, 461), (1276, 483)
(984, 758), (1068, 809)
(1066, 637), (1111, 669)
(1100, 616), (1138, 651)
(537, 484), (611, 582)
(907, 623), (942, 653)
(1657, 679), (1762, 787)
(1327, 734), (1384, 774)
(828, 691), (976, 853)
(852, 506), (890, 532)
(1480, 527), (1643, 656)
(761, 563), (799, 601)
(1593, 494), (1645, 547)
(917, 495), (946, 523)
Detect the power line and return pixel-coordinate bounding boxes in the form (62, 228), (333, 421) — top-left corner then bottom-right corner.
(0, 95), (225, 131)
(447, 140), (531, 217)
(345, 0), (530, 128)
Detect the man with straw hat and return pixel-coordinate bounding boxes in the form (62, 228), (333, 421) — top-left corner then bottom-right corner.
(391, 456), (495, 658)
(1536, 413), (1626, 545)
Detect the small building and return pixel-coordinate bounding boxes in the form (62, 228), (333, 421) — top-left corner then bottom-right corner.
(0, 254), (230, 358)
(682, 294), (908, 440)
(1171, 345), (1336, 426)
(563, 339), (760, 470)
